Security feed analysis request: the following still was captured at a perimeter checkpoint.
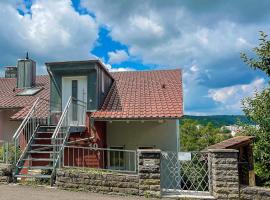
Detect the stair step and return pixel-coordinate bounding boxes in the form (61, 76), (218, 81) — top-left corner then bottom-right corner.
(15, 174), (51, 179)
(31, 144), (54, 147)
(18, 166), (53, 170)
(33, 138), (52, 140)
(28, 150), (57, 154)
(39, 125), (56, 128)
(36, 131), (55, 134)
(23, 158), (54, 162)
(33, 138), (63, 140)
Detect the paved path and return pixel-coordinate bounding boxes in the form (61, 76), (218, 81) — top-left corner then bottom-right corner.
(0, 184), (158, 200)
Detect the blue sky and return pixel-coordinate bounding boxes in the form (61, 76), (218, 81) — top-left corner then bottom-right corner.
(0, 0), (269, 115)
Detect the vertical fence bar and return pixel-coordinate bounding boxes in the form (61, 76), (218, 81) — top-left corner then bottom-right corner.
(61, 146), (137, 173)
(67, 146), (69, 167)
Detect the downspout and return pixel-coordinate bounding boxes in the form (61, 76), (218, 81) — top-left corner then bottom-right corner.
(89, 117), (97, 141)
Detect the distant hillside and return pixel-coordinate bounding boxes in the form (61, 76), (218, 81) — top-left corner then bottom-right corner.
(182, 115), (253, 127)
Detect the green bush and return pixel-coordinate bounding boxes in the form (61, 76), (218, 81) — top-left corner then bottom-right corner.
(0, 143), (20, 165)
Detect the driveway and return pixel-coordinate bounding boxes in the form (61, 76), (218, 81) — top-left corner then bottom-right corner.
(0, 184), (159, 200)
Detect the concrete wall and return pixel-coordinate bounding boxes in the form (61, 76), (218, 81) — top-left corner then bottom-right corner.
(240, 186), (270, 200)
(106, 120), (179, 151)
(0, 110), (21, 142)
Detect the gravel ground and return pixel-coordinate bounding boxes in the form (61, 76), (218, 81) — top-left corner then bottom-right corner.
(0, 184), (159, 200)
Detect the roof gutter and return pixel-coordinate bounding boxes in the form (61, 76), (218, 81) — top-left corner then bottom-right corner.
(90, 116), (184, 121)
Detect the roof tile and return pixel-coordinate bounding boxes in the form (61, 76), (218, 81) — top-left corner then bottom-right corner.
(92, 69), (183, 119)
(0, 75), (49, 120)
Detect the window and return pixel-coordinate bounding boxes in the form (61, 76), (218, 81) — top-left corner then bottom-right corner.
(101, 71), (105, 93)
(17, 88), (42, 96)
(72, 80), (78, 121)
(109, 146), (124, 170)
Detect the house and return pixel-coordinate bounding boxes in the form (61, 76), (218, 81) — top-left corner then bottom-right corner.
(0, 56), (183, 181)
(0, 65), (49, 142)
(221, 125), (243, 136)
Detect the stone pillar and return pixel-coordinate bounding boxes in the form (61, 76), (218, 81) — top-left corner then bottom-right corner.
(138, 149), (161, 198)
(0, 164), (13, 184)
(208, 149), (240, 200)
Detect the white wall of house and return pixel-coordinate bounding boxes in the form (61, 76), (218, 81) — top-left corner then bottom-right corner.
(0, 109), (21, 142)
(106, 119), (179, 151)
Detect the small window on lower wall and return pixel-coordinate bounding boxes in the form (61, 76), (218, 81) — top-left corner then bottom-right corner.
(138, 146), (154, 150)
(108, 146), (124, 170)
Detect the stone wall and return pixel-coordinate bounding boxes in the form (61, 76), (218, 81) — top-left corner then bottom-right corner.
(138, 149), (161, 198)
(56, 169), (139, 196)
(208, 149), (240, 200)
(0, 163), (12, 184)
(240, 186), (270, 200)
(56, 149), (161, 198)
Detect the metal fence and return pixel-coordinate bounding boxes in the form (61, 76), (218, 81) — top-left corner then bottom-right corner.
(62, 146), (137, 173)
(161, 151), (210, 196)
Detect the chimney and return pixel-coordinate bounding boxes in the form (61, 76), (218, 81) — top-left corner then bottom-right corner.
(17, 52), (36, 88)
(5, 66), (17, 78)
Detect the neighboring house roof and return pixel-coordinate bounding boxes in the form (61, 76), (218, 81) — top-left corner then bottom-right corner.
(0, 75), (49, 120)
(92, 69), (183, 120)
(207, 136), (255, 150)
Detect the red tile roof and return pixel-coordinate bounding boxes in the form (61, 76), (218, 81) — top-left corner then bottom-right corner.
(207, 136), (255, 150)
(92, 69), (183, 119)
(0, 75), (49, 120)
(1, 69), (183, 120)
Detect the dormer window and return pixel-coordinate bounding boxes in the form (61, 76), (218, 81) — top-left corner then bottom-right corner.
(17, 88), (42, 96)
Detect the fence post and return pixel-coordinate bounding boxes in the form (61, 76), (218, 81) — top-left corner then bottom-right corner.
(138, 149), (161, 198)
(208, 149), (240, 200)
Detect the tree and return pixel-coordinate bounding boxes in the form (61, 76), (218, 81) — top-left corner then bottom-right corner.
(180, 119), (231, 151)
(241, 31), (270, 76)
(240, 31), (270, 186)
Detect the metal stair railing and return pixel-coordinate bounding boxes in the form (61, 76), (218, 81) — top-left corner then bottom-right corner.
(12, 98), (42, 169)
(50, 96), (86, 184)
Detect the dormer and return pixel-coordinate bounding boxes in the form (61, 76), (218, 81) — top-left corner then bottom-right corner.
(46, 60), (113, 119)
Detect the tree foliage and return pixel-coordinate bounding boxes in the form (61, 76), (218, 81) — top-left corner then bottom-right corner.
(240, 31), (270, 186)
(180, 119), (231, 151)
(241, 31), (270, 76)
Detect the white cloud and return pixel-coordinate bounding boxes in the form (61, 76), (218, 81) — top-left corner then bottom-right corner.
(130, 16), (164, 37)
(0, 0), (98, 73)
(81, 1), (264, 68)
(208, 78), (266, 112)
(81, 0), (270, 115)
(105, 63), (134, 72)
(108, 50), (129, 64)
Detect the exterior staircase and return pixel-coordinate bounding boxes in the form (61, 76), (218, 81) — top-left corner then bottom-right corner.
(14, 125), (57, 180)
(12, 96), (86, 185)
